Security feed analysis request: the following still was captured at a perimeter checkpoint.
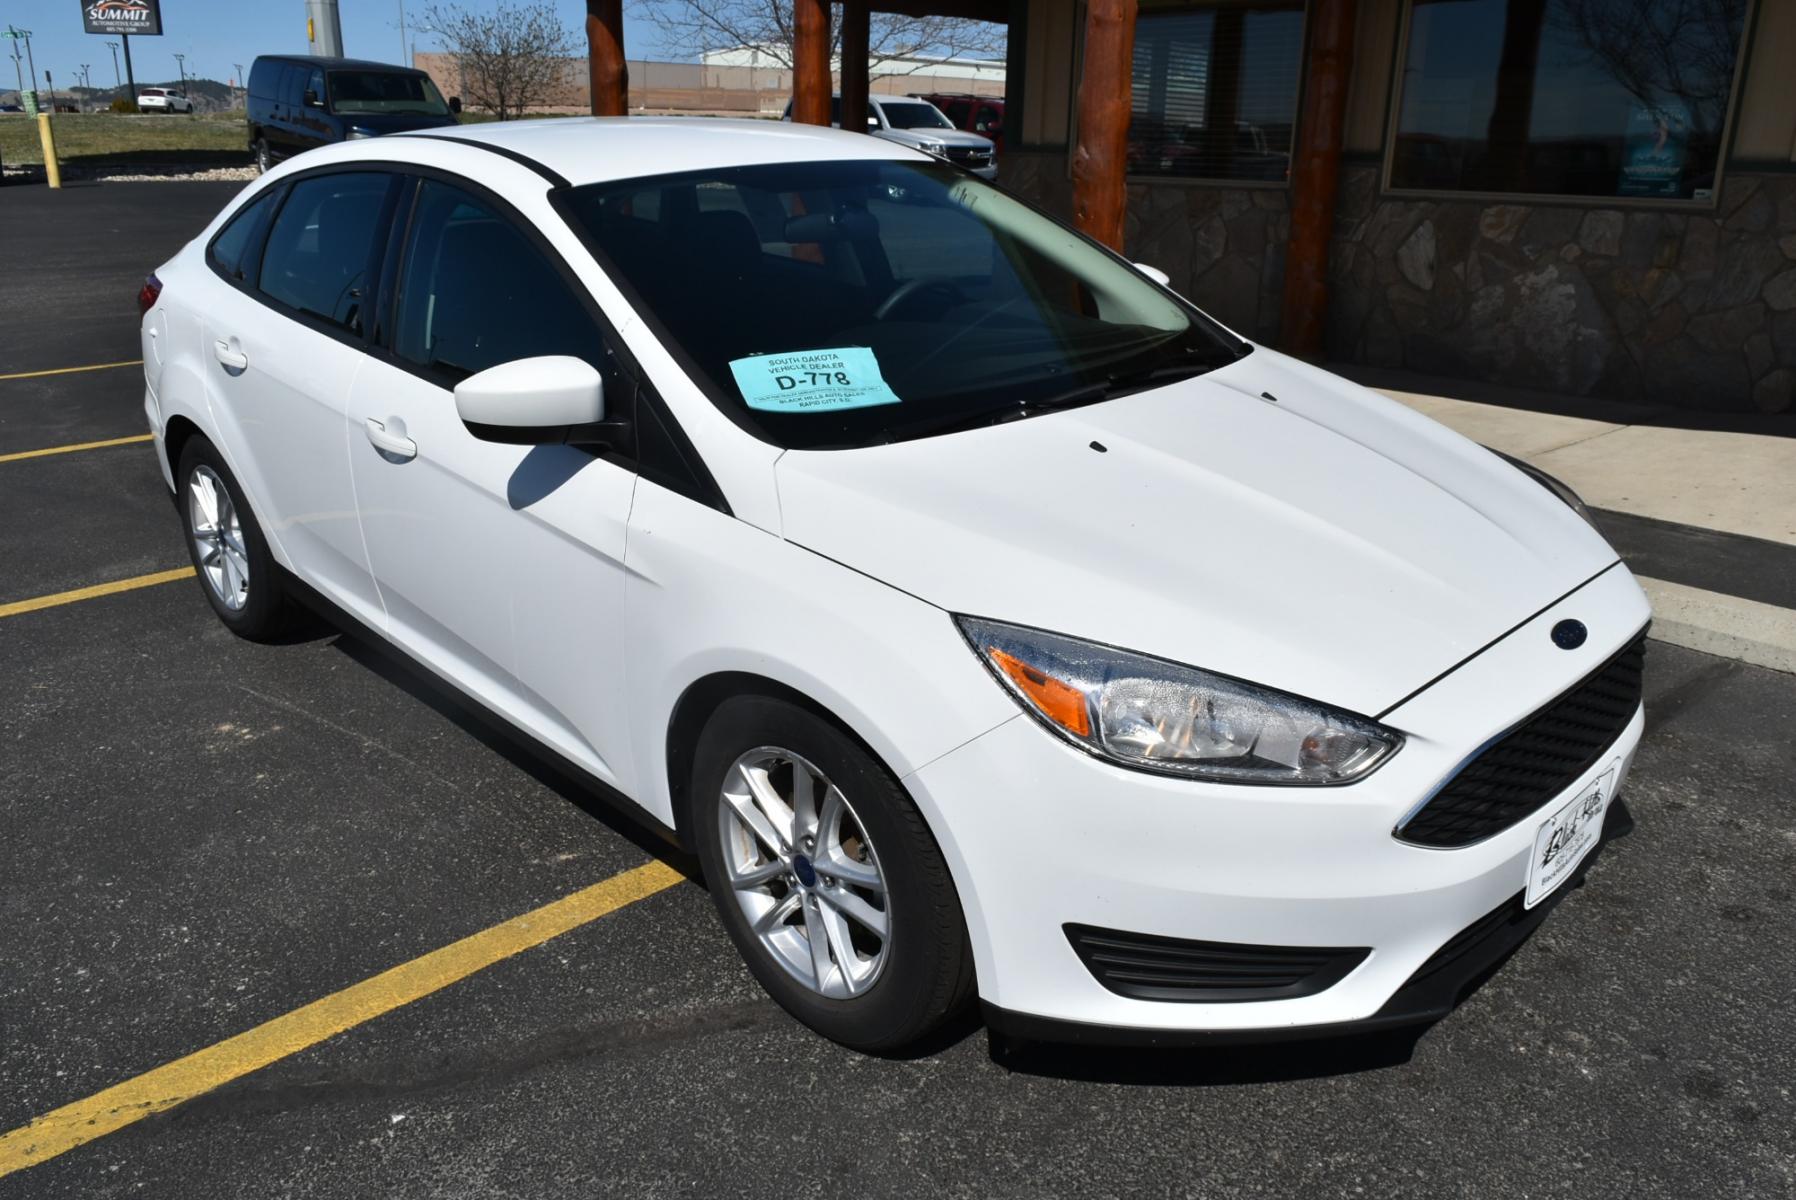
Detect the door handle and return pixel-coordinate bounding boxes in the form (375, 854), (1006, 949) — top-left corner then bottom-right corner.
(364, 417), (418, 460)
(213, 339), (249, 371)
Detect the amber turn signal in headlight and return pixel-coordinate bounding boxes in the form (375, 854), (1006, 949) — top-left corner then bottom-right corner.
(957, 616), (1402, 785)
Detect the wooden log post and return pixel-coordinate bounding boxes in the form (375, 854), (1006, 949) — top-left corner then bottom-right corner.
(586, 0), (628, 116)
(791, 0), (832, 126)
(1279, 0), (1358, 359)
(840, 0), (871, 133)
(1072, 0), (1136, 251)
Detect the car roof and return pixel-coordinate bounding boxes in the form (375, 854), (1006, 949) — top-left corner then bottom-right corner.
(405, 116), (919, 188)
(255, 55), (424, 73)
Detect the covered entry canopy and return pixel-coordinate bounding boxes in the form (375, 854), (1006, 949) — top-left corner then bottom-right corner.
(582, 0), (1360, 359)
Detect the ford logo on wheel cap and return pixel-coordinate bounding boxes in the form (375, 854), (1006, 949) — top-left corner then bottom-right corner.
(1551, 619), (1588, 650)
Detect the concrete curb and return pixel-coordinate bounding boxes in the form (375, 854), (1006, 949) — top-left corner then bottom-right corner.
(1638, 576), (1796, 676)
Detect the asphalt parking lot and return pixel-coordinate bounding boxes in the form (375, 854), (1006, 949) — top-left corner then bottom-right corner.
(2, 180), (1793, 1199)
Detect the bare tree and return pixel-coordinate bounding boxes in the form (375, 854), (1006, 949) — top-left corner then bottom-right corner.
(640, 0), (1005, 74)
(418, 2), (577, 119)
(1549, 0), (1748, 138)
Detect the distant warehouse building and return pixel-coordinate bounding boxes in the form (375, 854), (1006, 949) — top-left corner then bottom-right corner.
(999, 0), (1795, 413)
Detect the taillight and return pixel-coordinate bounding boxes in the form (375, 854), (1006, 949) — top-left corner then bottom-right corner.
(137, 273), (163, 317)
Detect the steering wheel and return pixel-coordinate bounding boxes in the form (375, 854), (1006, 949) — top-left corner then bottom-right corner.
(874, 277), (964, 321)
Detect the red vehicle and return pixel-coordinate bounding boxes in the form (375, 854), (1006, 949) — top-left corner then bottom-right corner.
(909, 92), (1005, 155)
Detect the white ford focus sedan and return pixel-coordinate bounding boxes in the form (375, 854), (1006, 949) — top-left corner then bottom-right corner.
(141, 118), (1649, 1051)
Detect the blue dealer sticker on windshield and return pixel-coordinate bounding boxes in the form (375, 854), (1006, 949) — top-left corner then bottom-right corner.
(728, 347), (901, 413)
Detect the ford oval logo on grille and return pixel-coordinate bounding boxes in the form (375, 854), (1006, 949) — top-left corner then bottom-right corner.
(1552, 619), (1588, 650)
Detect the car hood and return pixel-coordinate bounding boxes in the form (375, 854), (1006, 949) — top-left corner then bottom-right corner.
(773, 349), (1620, 718)
(336, 111), (459, 134)
(880, 128), (992, 150)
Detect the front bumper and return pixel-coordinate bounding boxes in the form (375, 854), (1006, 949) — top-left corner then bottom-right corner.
(907, 562), (1651, 1040)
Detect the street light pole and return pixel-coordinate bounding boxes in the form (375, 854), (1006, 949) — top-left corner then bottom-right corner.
(397, 0), (409, 64)
(234, 62), (245, 108)
(106, 41), (120, 96)
(121, 34), (136, 109)
(173, 51), (186, 109)
(80, 63), (90, 110)
(22, 28), (38, 100)
(4, 31), (24, 101)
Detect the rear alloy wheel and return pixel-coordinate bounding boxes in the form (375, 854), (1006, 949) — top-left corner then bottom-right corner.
(177, 437), (291, 639)
(253, 139), (271, 173)
(693, 696), (975, 1053)
(189, 465), (250, 612)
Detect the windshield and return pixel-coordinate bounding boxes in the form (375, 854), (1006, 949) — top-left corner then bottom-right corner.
(561, 161), (1247, 450)
(326, 70), (449, 116)
(877, 101), (954, 130)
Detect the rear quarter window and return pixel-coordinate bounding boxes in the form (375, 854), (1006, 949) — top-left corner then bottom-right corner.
(207, 190), (281, 283)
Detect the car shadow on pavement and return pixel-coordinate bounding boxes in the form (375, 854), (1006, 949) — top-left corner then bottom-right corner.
(324, 627), (703, 883)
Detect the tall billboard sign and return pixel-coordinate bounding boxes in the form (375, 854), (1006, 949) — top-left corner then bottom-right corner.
(81, 0), (163, 37)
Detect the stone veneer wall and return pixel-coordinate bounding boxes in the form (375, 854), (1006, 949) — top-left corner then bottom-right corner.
(999, 155), (1794, 413)
(1001, 150), (1290, 343)
(1327, 166), (1796, 414)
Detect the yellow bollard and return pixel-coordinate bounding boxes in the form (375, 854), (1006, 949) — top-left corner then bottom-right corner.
(37, 113), (62, 189)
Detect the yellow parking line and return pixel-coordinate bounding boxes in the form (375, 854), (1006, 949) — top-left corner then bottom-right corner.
(0, 567), (196, 620)
(0, 359), (144, 382)
(0, 433), (154, 465)
(0, 860), (685, 1178)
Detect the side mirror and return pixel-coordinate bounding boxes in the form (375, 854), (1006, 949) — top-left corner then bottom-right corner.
(303, 88), (321, 107)
(1133, 263), (1171, 287)
(456, 356), (609, 444)
(449, 95), (462, 114)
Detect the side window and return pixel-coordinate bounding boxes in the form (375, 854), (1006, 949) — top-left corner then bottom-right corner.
(392, 179), (610, 385)
(207, 190), (280, 283)
(257, 172), (393, 334)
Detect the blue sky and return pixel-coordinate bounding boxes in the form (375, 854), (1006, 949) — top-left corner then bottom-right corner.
(3, 1), (670, 91)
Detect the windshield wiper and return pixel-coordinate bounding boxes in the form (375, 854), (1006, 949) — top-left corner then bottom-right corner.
(870, 343), (1248, 445)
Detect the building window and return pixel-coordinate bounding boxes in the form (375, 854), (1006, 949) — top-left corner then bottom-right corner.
(1127, 1), (1305, 183)
(1389, 0), (1752, 202)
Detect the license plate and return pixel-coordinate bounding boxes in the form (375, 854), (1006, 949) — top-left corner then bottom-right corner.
(1525, 765), (1616, 908)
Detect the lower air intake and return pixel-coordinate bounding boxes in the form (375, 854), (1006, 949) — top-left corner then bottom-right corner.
(1065, 925), (1370, 1003)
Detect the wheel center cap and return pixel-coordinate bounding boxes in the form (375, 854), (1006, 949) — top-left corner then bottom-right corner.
(792, 854), (818, 889)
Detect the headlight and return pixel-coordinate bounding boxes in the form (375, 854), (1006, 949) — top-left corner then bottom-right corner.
(957, 617), (1402, 785)
(917, 140), (947, 157)
(1492, 450), (1600, 531)
(346, 127), (377, 140)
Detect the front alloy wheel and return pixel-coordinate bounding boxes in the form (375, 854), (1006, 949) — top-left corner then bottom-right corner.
(718, 747), (891, 998)
(692, 696), (975, 1053)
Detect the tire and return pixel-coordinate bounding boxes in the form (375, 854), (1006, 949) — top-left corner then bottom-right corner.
(176, 436), (291, 640)
(253, 138), (271, 173)
(691, 695), (975, 1053)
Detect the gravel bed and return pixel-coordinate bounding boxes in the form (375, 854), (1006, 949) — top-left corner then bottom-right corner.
(2, 162), (257, 183)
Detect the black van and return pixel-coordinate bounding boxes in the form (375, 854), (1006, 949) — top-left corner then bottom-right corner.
(247, 56), (461, 172)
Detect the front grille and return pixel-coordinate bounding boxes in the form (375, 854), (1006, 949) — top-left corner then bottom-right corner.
(945, 146), (992, 166)
(1065, 925), (1369, 1002)
(1397, 632), (1646, 848)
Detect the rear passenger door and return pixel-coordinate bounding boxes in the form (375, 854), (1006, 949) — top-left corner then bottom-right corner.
(345, 175), (640, 789)
(200, 169), (400, 625)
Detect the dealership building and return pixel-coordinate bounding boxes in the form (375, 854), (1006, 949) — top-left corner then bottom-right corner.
(979, 0), (1794, 415)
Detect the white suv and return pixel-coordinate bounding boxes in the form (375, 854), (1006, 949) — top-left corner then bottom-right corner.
(139, 118), (1648, 1052)
(137, 87), (193, 114)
